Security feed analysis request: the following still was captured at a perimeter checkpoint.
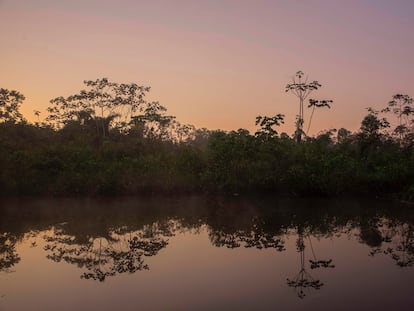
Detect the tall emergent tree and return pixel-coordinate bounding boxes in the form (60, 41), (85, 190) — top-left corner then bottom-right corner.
(285, 71), (332, 142)
(0, 88), (25, 124)
(47, 78), (151, 138)
(382, 94), (413, 142)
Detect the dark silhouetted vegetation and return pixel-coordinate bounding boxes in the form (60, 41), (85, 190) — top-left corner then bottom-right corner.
(0, 77), (413, 197)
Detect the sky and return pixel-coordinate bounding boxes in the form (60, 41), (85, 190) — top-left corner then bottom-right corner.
(1, 0), (413, 135)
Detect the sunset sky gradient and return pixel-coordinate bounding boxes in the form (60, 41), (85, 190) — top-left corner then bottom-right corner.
(1, 0), (413, 134)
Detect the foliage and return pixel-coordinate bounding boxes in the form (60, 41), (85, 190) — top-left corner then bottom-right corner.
(0, 88), (26, 124)
(255, 114), (285, 139)
(359, 107), (390, 141)
(382, 94), (414, 144)
(47, 78), (151, 137)
(130, 101), (176, 141)
(1, 84), (413, 198)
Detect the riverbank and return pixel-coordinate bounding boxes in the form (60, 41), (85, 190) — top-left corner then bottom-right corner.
(1, 123), (413, 198)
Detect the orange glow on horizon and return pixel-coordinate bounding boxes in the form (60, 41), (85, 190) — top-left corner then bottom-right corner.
(1, 0), (413, 135)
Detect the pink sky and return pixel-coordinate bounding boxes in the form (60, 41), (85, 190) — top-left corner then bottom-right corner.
(1, 0), (413, 135)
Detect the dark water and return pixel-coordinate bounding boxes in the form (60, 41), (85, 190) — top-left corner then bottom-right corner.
(1, 196), (414, 311)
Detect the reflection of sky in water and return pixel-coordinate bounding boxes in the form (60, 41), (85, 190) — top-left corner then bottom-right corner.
(0, 197), (414, 310)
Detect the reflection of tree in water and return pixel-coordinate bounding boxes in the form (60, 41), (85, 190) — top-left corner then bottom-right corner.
(0, 233), (21, 273)
(43, 221), (175, 281)
(369, 219), (414, 267)
(203, 201), (342, 299)
(287, 231), (334, 299)
(208, 217), (286, 251)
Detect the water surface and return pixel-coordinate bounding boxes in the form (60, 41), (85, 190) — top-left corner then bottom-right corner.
(1, 196), (414, 310)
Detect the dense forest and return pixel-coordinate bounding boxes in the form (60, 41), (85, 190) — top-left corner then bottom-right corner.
(1, 75), (413, 198)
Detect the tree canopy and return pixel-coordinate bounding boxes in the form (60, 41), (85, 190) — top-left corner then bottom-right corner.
(0, 88), (25, 124)
(47, 78), (151, 137)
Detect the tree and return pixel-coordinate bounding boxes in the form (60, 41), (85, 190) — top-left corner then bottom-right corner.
(47, 78), (151, 138)
(337, 128), (352, 144)
(285, 71), (332, 142)
(0, 88), (25, 124)
(130, 101), (176, 141)
(191, 127), (211, 147)
(382, 94), (413, 143)
(175, 122), (196, 144)
(255, 114), (285, 139)
(359, 107), (390, 141)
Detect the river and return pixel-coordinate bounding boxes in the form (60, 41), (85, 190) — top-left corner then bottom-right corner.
(1, 196), (413, 310)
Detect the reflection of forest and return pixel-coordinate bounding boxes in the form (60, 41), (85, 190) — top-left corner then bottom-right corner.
(0, 196), (413, 286)
(0, 232), (20, 272)
(368, 219), (414, 267)
(43, 221), (175, 281)
(208, 216), (286, 250)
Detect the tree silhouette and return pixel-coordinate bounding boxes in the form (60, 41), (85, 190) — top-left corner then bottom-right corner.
(359, 107), (390, 141)
(285, 71), (332, 142)
(0, 88), (26, 124)
(255, 114), (285, 139)
(47, 78), (151, 138)
(130, 101), (176, 141)
(382, 94), (414, 144)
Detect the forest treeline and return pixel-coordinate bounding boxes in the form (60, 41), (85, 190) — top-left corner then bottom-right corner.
(0, 77), (413, 198)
